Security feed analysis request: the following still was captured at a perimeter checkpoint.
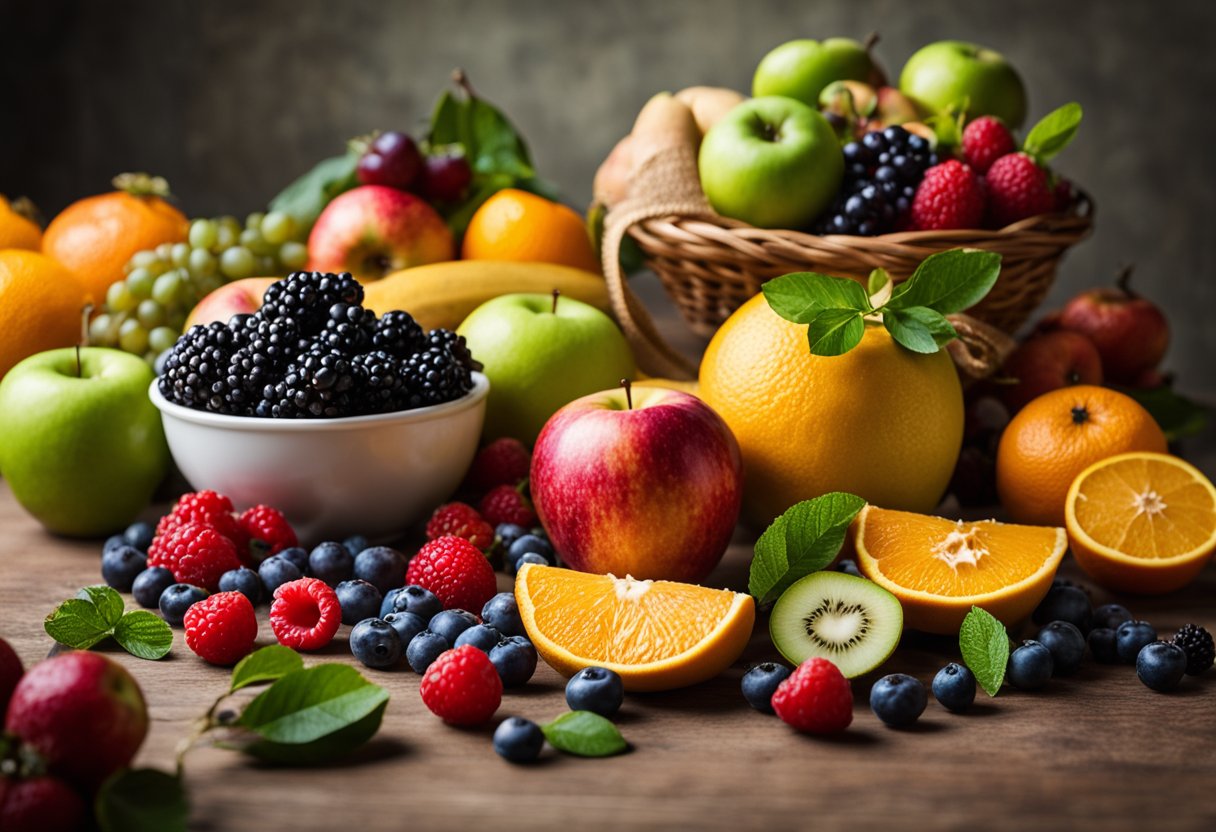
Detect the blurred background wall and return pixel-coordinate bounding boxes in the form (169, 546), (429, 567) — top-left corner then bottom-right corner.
(2, 0), (1213, 394)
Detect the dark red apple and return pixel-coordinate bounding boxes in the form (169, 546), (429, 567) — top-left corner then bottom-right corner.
(0, 775), (87, 832)
(999, 330), (1103, 413)
(1057, 268), (1170, 385)
(356, 131), (423, 191)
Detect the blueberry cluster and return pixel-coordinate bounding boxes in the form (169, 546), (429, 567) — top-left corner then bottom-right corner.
(815, 126), (938, 236)
(158, 271), (480, 418)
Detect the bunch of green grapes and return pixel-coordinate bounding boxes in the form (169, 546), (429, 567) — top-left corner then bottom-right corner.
(89, 210), (309, 363)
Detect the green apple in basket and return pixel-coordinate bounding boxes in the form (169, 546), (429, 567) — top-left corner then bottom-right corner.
(753, 37), (882, 106)
(899, 40), (1027, 128)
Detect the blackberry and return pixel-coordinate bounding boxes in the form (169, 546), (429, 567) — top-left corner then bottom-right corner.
(318, 303), (377, 354)
(260, 271), (363, 333)
(373, 310), (426, 357)
(274, 349), (358, 418)
(351, 350), (407, 414)
(401, 346), (472, 408)
(158, 322), (241, 412)
(1171, 624), (1214, 675)
(225, 318), (299, 415)
(426, 328), (483, 372)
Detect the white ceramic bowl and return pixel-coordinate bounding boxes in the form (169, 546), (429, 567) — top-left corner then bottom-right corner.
(149, 373), (488, 545)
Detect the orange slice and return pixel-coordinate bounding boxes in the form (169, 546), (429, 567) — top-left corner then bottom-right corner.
(855, 505), (1066, 634)
(514, 563), (755, 692)
(1065, 452), (1216, 594)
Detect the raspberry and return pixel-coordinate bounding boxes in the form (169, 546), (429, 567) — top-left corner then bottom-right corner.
(270, 577), (342, 651)
(961, 115), (1016, 174)
(238, 505), (298, 562)
(184, 591), (258, 665)
(985, 152), (1054, 228)
(909, 160), (986, 230)
(478, 484), (537, 528)
(464, 437), (531, 493)
(155, 490), (247, 551)
(771, 657), (853, 734)
(406, 536), (497, 612)
(0, 775), (87, 832)
(425, 502), (494, 551)
(146, 522), (241, 591)
(419, 645), (503, 725)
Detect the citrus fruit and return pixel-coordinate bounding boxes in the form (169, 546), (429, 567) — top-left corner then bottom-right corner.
(854, 505), (1067, 634)
(1065, 452), (1216, 594)
(514, 563), (754, 692)
(43, 179), (187, 300)
(996, 385), (1167, 526)
(0, 250), (90, 379)
(461, 189), (600, 273)
(699, 295), (964, 525)
(0, 196), (42, 251)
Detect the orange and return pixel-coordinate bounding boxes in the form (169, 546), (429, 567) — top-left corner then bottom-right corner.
(514, 563), (754, 692)
(461, 189), (600, 273)
(1065, 452), (1216, 594)
(42, 181), (187, 300)
(855, 505), (1067, 634)
(699, 293), (964, 525)
(0, 196), (42, 251)
(996, 385), (1167, 527)
(0, 250), (90, 379)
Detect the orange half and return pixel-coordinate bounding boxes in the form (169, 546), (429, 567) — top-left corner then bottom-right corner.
(515, 564), (754, 692)
(1066, 452), (1216, 594)
(855, 505), (1066, 634)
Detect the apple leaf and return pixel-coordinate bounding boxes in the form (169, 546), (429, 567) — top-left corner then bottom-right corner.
(1022, 103), (1083, 165)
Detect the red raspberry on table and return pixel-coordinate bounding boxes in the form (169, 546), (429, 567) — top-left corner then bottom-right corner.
(147, 522), (240, 591)
(184, 591), (258, 665)
(426, 502), (494, 551)
(270, 577), (342, 651)
(419, 645), (503, 725)
(238, 505), (298, 562)
(771, 657), (853, 734)
(406, 535), (497, 612)
(155, 490), (248, 551)
(985, 152), (1054, 228)
(463, 437), (531, 494)
(961, 115), (1016, 174)
(478, 484), (537, 528)
(0, 775), (87, 832)
(910, 160), (986, 231)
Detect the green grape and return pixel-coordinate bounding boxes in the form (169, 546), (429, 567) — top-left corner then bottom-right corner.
(143, 350), (159, 366)
(106, 281), (137, 313)
(155, 242), (174, 260)
(136, 299), (166, 329)
(215, 225), (236, 251)
(220, 246), (256, 280)
(168, 311), (187, 331)
(149, 326), (178, 354)
(188, 247), (218, 278)
(240, 228), (275, 257)
(145, 258), (171, 278)
(126, 268), (155, 299)
(129, 249), (161, 270)
(256, 255), (277, 275)
(279, 241), (307, 270)
(188, 219), (218, 250)
(171, 242), (191, 268)
(88, 313), (116, 346)
(218, 215), (242, 234)
(152, 271), (183, 307)
(245, 211), (265, 231)
(118, 318), (149, 354)
(261, 211), (294, 245)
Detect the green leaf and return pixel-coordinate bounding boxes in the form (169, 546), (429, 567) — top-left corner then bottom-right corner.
(763, 272), (871, 324)
(867, 268), (891, 297)
(1022, 102), (1083, 164)
(542, 711), (628, 757)
(231, 645), (305, 692)
(96, 768), (188, 832)
(428, 90), (463, 147)
(45, 598), (113, 649)
(807, 309), (865, 356)
(76, 585), (125, 628)
(748, 492), (867, 607)
(883, 306), (959, 354)
(267, 153), (359, 229)
(113, 612), (173, 660)
(1117, 385), (1210, 441)
(959, 606), (1010, 697)
(886, 249), (1002, 315)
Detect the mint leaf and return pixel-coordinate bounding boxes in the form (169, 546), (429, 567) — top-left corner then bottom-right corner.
(45, 598), (112, 649)
(763, 272), (871, 323)
(542, 711), (628, 757)
(113, 612), (173, 660)
(77, 585), (124, 628)
(883, 306), (958, 354)
(748, 492), (866, 607)
(95, 768), (188, 832)
(231, 645), (305, 693)
(1117, 384), (1210, 441)
(1022, 102), (1082, 164)
(267, 153), (359, 230)
(959, 606), (1010, 696)
(807, 309), (865, 356)
(886, 249), (1002, 315)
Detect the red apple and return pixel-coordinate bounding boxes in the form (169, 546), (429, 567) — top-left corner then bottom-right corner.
(999, 330), (1103, 413)
(0, 775), (87, 832)
(1056, 268), (1170, 385)
(307, 185), (453, 283)
(183, 276), (278, 330)
(530, 384), (743, 582)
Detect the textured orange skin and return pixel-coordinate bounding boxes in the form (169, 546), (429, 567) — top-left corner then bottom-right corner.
(0, 196), (42, 251)
(0, 250), (90, 379)
(462, 189), (600, 273)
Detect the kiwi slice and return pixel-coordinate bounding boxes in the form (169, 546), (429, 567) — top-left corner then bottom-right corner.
(769, 571), (903, 678)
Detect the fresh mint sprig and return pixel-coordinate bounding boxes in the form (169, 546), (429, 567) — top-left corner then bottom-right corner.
(958, 606), (1011, 697)
(44, 586), (172, 660)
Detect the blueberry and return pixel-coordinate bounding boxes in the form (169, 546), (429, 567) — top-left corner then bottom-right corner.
(481, 592), (525, 637)
(336, 579), (383, 625)
(1092, 603), (1133, 631)
(456, 623), (502, 653)
(741, 662), (791, 713)
(493, 716), (544, 763)
(490, 636), (538, 687)
(159, 583), (208, 627)
(429, 608), (478, 644)
(835, 560), (862, 578)
(258, 555), (302, 596)
(349, 618), (403, 669)
(380, 587), (405, 618)
(390, 585), (443, 622)
(1087, 627), (1120, 664)
(103, 534), (128, 556)
(507, 535), (552, 570)
(565, 666), (623, 716)
(406, 630), (450, 673)
(516, 552), (550, 569)
(1116, 620), (1157, 664)
(218, 567), (263, 605)
(1032, 584), (1092, 632)
(869, 674), (927, 727)
(101, 545), (147, 591)
(1036, 621), (1086, 676)
(343, 534), (370, 556)
(275, 546), (310, 575)
(1136, 641), (1187, 692)
(122, 521), (155, 551)
(384, 611), (427, 645)
(309, 541), (354, 586)
(932, 663), (977, 713)
(354, 546), (406, 594)
(1007, 640), (1054, 690)
(132, 566), (175, 609)
(495, 524), (528, 551)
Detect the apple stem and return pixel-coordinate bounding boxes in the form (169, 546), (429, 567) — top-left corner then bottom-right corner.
(621, 378), (633, 410)
(552, 288), (561, 314)
(864, 31), (880, 52)
(1116, 264), (1136, 297)
(80, 303), (93, 347)
(75, 344), (81, 378)
(452, 67), (476, 99)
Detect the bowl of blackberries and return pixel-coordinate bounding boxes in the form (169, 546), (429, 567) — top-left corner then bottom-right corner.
(150, 270), (488, 543)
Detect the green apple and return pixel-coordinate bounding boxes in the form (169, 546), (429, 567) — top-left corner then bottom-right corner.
(0, 347), (169, 536)
(456, 293), (635, 443)
(698, 96), (843, 229)
(899, 40), (1027, 128)
(753, 38), (878, 106)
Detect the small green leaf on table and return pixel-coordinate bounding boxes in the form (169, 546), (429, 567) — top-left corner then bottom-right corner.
(46, 586), (172, 660)
(77, 585), (125, 628)
(231, 644), (306, 692)
(112, 611), (173, 660)
(95, 768), (189, 832)
(959, 606), (1010, 697)
(542, 711), (628, 758)
(1022, 102), (1083, 165)
(45, 598), (113, 650)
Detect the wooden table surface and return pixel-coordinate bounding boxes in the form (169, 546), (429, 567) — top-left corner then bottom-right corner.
(2, 276), (1214, 831)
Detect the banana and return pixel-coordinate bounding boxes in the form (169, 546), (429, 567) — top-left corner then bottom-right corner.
(362, 260), (612, 331)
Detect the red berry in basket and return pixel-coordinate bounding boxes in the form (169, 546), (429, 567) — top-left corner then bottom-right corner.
(270, 577), (342, 651)
(156, 489), (249, 552)
(771, 657), (853, 735)
(426, 502), (494, 551)
(147, 522), (241, 591)
(910, 160), (986, 230)
(479, 484), (537, 528)
(464, 437), (531, 493)
(0, 775), (87, 832)
(419, 645), (503, 725)
(407, 535), (497, 612)
(961, 115), (1016, 174)
(238, 505), (298, 561)
(184, 591), (258, 665)
(985, 152), (1054, 228)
